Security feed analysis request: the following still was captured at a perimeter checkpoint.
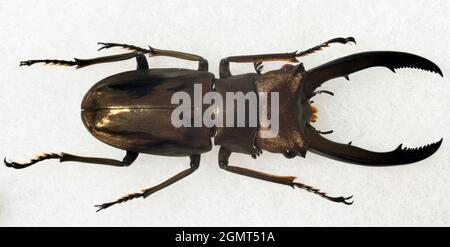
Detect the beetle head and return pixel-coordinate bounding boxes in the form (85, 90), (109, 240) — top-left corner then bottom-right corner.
(298, 51), (443, 166)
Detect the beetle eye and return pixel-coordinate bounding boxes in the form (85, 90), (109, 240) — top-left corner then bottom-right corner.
(283, 150), (297, 159)
(281, 64), (294, 71)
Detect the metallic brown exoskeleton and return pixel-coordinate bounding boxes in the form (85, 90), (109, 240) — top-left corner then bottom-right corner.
(5, 37), (444, 211)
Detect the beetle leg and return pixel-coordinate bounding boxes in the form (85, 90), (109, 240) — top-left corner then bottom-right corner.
(20, 52), (149, 70)
(220, 37), (355, 77)
(4, 151), (139, 169)
(94, 154), (200, 212)
(218, 147), (353, 205)
(97, 42), (209, 71)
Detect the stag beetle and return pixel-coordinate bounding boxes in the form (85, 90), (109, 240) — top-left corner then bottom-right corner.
(5, 37), (443, 211)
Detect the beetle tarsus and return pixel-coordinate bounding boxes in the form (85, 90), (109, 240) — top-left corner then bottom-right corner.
(296, 37), (356, 58)
(95, 192), (142, 212)
(94, 204), (111, 212)
(328, 195), (354, 205)
(97, 42), (149, 53)
(253, 61), (264, 74)
(292, 181), (353, 205)
(19, 60), (32, 66)
(4, 153), (62, 169)
(19, 59), (77, 67)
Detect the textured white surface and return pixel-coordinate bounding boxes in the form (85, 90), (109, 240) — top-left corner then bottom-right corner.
(0, 0), (449, 226)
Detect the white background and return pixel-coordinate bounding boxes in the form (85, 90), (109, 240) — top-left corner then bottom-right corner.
(0, 0), (449, 226)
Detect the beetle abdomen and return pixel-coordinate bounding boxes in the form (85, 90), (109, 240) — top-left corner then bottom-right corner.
(81, 68), (214, 156)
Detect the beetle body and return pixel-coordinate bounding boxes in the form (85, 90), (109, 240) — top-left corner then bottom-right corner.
(81, 64), (312, 159)
(6, 38), (444, 211)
